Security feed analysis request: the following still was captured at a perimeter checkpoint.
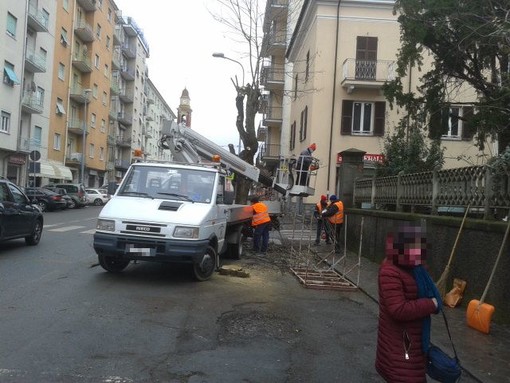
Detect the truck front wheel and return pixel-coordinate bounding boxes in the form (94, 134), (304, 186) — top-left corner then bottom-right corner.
(192, 246), (216, 281)
(226, 228), (243, 259)
(98, 253), (130, 273)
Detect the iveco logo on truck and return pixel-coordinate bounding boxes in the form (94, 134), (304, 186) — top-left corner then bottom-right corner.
(135, 226), (150, 231)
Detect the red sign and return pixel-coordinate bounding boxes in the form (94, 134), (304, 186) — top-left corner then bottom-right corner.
(9, 154), (26, 165)
(336, 153), (384, 164)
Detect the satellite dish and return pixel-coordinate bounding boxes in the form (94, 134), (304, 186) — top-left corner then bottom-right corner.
(29, 150), (41, 162)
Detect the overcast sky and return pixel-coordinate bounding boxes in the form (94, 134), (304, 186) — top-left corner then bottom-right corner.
(114, 0), (253, 149)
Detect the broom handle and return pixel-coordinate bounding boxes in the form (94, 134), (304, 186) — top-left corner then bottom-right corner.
(479, 218), (510, 305)
(445, 204), (470, 268)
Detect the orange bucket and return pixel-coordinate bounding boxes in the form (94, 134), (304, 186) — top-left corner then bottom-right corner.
(466, 299), (495, 334)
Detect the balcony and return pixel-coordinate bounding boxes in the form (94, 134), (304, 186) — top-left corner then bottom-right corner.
(21, 92), (43, 114)
(258, 142), (281, 165)
(121, 43), (136, 59)
(67, 118), (86, 135)
(108, 107), (118, 121)
(110, 79), (120, 95)
(263, 0), (288, 31)
(74, 20), (95, 42)
(17, 136), (31, 153)
(112, 53), (121, 70)
(107, 135), (116, 145)
(76, 0), (97, 12)
(120, 66), (135, 81)
(262, 31), (286, 57)
(115, 159), (131, 170)
(119, 89), (133, 103)
(113, 28), (122, 45)
(25, 49), (47, 73)
(72, 53), (92, 73)
(341, 58), (396, 92)
(69, 85), (90, 103)
(257, 125), (267, 141)
(117, 112), (132, 126)
(27, 5), (49, 32)
(262, 106), (283, 128)
(260, 66), (285, 91)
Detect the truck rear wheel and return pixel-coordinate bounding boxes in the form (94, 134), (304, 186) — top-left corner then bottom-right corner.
(226, 228), (243, 259)
(192, 246), (216, 281)
(98, 253), (130, 273)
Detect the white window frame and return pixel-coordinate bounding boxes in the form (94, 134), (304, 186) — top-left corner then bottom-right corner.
(6, 13), (17, 38)
(89, 143), (95, 158)
(91, 113), (96, 128)
(352, 102), (374, 135)
(1, 111), (10, 133)
(442, 106), (463, 140)
(56, 98), (66, 115)
(54, 133), (62, 150)
(58, 62), (65, 80)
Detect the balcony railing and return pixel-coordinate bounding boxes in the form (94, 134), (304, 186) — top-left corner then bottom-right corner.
(117, 112), (133, 126)
(263, 106), (283, 127)
(258, 143), (281, 162)
(120, 67), (135, 81)
(74, 20), (95, 42)
(115, 159), (131, 170)
(25, 50), (46, 73)
(72, 53), (92, 73)
(76, 0), (97, 12)
(262, 31), (286, 57)
(27, 5), (49, 32)
(341, 59), (396, 91)
(121, 44), (136, 59)
(260, 66), (285, 90)
(21, 92), (44, 114)
(67, 118), (86, 135)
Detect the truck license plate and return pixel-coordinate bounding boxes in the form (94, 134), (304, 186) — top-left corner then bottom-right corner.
(126, 244), (154, 256)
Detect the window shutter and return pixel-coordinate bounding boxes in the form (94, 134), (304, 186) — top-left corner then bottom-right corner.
(373, 102), (385, 136)
(462, 106), (475, 140)
(341, 100), (353, 135)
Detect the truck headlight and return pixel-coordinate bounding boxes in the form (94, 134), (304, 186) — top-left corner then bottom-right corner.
(97, 219), (115, 232)
(173, 226), (199, 239)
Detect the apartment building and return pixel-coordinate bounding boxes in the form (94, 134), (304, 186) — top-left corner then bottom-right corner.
(1, 0), (57, 185)
(1, 0), (178, 188)
(260, 0), (489, 201)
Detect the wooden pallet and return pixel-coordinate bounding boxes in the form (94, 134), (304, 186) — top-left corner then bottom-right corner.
(290, 267), (358, 291)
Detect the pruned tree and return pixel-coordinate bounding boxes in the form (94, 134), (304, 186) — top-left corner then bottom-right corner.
(384, 0), (510, 155)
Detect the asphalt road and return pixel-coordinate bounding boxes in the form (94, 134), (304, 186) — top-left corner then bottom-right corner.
(0, 206), (462, 383)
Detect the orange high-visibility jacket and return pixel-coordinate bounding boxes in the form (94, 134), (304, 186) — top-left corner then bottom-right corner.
(327, 201), (344, 224)
(252, 202), (271, 227)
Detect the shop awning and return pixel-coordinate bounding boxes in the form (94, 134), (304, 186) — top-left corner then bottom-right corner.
(49, 161), (73, 180)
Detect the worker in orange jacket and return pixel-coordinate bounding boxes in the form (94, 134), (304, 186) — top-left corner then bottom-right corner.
(250, 196), (271, 255)
(321, 194), (344, 254)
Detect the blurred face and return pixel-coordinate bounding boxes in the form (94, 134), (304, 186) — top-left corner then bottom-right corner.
(386, 225), (428, 267)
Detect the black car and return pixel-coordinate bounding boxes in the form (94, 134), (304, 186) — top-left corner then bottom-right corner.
(24, 187), (67, 212)
(45, 183), (87, 208)
(0, 179), (43, 246)
(43, 186), (75, 209)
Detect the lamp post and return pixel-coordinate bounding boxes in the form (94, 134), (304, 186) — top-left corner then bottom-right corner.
(212, 52), (245, 153)
(81, 89), (92, 185)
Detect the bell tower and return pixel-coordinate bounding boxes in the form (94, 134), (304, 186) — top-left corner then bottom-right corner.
(177, 87), (192, 127)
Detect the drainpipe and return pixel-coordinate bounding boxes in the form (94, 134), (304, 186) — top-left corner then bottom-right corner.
(327, 0), (342, 193)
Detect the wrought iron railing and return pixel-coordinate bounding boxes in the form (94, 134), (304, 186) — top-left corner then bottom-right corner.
(353, 165), (510, 219)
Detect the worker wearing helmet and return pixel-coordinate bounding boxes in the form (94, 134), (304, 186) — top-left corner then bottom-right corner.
(250, 196), (271, 256)
(321, 194), (344, 254)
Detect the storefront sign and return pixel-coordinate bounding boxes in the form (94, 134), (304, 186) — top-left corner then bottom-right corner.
(9, 154), (26, 165)
(337, 153), (384, 164)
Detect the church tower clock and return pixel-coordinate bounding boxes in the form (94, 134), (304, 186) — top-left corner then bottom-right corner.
(177, 88), (192, 127)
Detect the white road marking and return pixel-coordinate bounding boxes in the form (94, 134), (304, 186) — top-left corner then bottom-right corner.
(47, 225), (84, 232)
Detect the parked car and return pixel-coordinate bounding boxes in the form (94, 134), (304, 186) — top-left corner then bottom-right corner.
(85, 188), (110, 206)
(45, 183), (87, 208)
(24, 187), (67, 212)
(0, 179), (43, 245)
(43, 186), (75, 209)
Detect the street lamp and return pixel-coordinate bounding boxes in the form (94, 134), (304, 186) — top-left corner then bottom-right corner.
(212, 52), (245, 87)
(212, 53), (245, 153)
(81, 89), (92, 185)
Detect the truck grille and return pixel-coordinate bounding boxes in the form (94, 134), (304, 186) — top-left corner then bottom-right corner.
(122, 221), (167, 237)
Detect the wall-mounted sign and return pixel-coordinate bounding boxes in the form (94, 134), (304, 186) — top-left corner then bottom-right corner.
(337, 153), (384, 164)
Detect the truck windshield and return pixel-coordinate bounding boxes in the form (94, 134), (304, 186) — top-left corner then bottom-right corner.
(119, 166), (216, 203)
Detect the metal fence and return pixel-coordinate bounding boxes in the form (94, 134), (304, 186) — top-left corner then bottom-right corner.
(353, 164), (510, 220)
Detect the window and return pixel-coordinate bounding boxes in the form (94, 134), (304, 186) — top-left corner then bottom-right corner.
(93, 83), (98, 98)
(100, 119), (106, 132)
(299, 106), (308, 141)
(63, 0), (69, 12)
(355, 36), (378, 80)
(3, 61), (20, 86)
(294, 74), (298, 100)
(94, 54), (100, 68)
(36, 87), (45, 107)
(442, 106), (474, 140)
(100, 147), (104, 160)
(58, 62), (65, 80)
(34, 126), (42, 146)
(96, 23), (101, 40)
(106, 35), (110, 50)
(305, 51), (310, 82)
(56, 98), (66, 115)
(61, 28), (69, 46)
(54, 133), (62, 150)
(6, 13), (17, 38)
(102, 91), (107, 105)
(89, 143), (95, 158)
(107, 8), (112, 21)
(104, 63), (109, 77)
(341, 100), (385, 136)
(290, 121), (296, 151)
(91, 113), (96, 127)
(1, 111), (10, 133)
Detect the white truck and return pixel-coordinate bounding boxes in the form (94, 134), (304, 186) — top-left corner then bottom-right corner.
(93, 122), (284, 281)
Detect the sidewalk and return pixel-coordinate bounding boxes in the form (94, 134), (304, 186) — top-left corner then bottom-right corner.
(269, 229), (510, 383)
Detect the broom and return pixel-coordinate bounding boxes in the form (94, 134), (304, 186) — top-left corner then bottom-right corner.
(436, 204), (470, 298)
